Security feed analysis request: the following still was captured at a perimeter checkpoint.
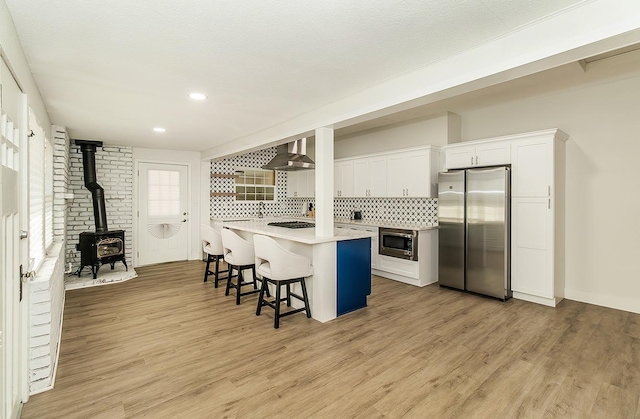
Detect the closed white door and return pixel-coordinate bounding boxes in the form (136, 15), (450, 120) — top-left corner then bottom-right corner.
(1, 60), (26, 419)
(137, 163), (189, 266)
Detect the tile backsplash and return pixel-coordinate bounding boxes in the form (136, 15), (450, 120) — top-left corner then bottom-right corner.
(210, 148), (438, 225)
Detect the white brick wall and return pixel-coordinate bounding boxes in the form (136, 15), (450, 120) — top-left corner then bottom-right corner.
(52, 126), (69, 242)
(66, 144), (133, 271)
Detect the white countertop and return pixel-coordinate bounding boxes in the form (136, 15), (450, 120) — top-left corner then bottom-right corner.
(219, 218), (376, 244)
(332, 218), (437, 231)
(212, 216), (437, 232)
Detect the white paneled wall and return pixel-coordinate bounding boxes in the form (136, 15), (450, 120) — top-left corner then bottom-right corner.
(28, 243), (65, 394)
(28, 127), (69, 394)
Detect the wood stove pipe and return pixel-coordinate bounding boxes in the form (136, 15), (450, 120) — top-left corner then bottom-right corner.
(75, 140), (108, 232)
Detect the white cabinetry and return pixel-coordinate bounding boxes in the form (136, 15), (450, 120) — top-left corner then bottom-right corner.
(334, 160), (354, 197)
(334, 146), (439, 198)
(286, 170), (315, 198)
(336, 223), (379, 268)
(353, 156), (386, 197)
(373, 229), (438, 287)
(386, 147), (439, 197)
(445, 140), (510, 169)
(510, 130), (567, 306)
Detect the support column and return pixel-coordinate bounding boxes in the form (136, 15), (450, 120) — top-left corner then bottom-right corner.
(315, 127), (334, 237)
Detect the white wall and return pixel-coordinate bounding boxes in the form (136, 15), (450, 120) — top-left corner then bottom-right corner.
(459, 64), (640, 313)
(335, 112), (459, 159)
(0, 0), (50, 137)
(132, 148), (202, 263)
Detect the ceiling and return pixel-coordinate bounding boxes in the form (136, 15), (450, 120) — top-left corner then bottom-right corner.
(6, 0), (588, 151)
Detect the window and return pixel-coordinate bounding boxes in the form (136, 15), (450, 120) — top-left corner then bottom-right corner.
(147, 169), (181, 216)
(235, 168), (275, 201)
(28, 108), (53, 270)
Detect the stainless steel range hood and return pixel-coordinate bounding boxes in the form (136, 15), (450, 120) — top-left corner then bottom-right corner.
(262, 138), (315, 171)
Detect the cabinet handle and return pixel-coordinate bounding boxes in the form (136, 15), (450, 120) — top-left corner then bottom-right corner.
(548, 185), (551, 197)
(406, 188), (409, 196)
(471, 156), (474, 165)
(548, 198), (550, 209)
(475, 156), (478, 165)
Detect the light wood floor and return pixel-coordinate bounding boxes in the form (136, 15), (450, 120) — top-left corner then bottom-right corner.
(22, 260), (640, 418)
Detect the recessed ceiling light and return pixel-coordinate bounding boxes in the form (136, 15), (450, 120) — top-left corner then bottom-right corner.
(153, 127), (166, 133)
(189, 92), (207, 101)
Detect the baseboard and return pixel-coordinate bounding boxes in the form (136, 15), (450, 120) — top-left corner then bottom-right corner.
(512, 291), (559, 307)
(372, 269), (434, 287)
(565, 288), (640, 314)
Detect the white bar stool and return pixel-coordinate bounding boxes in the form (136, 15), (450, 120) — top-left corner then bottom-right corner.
(253, 234), (312, 329)
(221, 228), (268, 305)
(201, 225), (227, 288)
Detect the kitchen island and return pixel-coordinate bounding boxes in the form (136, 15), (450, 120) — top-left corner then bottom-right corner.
(214, 218), (375, 323)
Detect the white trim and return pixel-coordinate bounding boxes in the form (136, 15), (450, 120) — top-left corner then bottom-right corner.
(565, 288), (640, 315)
(133, 159), (193, 267)
(512, 291), (560, 307)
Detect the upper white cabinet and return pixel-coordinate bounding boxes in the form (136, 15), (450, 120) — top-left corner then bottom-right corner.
(334, 160), (354, 197)
(511, 138), (552, 198)
(287, 170), (315, 198)
(353, 156), (386, 197)
(445, 140), (510, 169)
(334, 146), (440, 198)
(386, 148), (439, 197)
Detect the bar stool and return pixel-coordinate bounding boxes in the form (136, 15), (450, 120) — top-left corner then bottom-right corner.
(253, 234), (312, 329)
(201, 225), (228, 287)
(221, 228), (269, 305)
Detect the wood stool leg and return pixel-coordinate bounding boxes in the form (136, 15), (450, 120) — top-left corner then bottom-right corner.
(204, 254), (211, 282)
(300, 278), (311, 318)
(225, 265), (233, 296)
(213, 256), (220, 288)
(286, 283), (292, 307)
(236, 268), (243, 305)
(274, 283), (281, 329)
(256, 277), (268, 316)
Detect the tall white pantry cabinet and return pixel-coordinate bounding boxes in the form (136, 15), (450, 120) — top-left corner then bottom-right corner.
(444, 129), (567, 307)
(510, 129), (567, 307)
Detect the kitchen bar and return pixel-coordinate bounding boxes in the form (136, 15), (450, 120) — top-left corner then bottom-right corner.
(215, 218), (376, 322)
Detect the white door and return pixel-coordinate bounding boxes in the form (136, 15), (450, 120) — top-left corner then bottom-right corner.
(1, 61), (26, 419)
(138, 162), (189, 266)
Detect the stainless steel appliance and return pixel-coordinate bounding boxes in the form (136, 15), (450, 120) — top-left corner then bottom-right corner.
(379, 228), (418, 261)
(437, 167), (511, 300)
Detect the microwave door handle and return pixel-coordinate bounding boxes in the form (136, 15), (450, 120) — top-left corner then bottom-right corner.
(384, 232), (413, 239)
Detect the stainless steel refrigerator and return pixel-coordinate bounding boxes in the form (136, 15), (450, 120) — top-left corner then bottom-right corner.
(437, 167), (511, 300)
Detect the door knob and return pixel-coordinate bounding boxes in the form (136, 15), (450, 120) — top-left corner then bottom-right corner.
(20, 230), (28, 239)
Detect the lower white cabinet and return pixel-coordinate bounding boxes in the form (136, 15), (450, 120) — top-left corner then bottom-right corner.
(511, 197), (554, 299)
(373, 229), (437, 287)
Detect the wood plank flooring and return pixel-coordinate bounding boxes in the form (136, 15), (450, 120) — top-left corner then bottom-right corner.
(21, 260), (640, 418)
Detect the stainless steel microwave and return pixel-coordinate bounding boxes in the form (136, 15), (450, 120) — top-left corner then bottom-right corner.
(379, 227), (419, 261)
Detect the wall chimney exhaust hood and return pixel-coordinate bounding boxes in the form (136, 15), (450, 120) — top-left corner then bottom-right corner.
(262, 138), (315, 171)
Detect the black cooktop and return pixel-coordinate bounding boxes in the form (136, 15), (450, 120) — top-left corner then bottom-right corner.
(267, 221), (316, 229)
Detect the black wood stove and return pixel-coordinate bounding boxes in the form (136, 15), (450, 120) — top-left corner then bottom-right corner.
(77, 230), (128, 278)
(75, 140), (128, 279)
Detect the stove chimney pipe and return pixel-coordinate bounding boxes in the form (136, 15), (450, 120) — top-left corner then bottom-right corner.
(75, 140), (108, 233)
